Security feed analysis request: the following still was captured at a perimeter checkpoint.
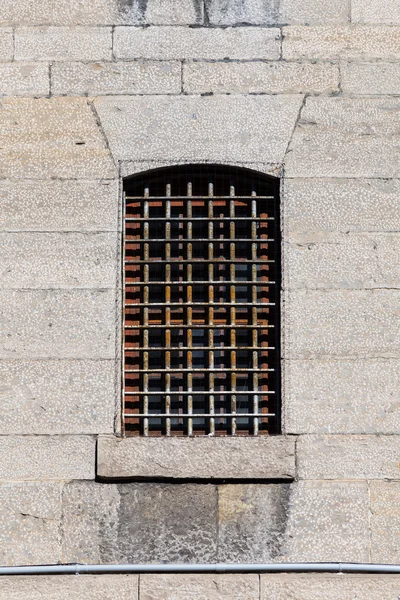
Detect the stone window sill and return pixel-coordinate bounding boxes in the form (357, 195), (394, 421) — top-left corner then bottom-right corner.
(96, 435), (295, 481)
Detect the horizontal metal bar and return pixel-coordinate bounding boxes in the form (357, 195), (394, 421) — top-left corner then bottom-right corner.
(125, 346), (275, 351)
(125, 259), (275, 264)
(124, 413), (275, 418)
(125, 324), (274, 329)
(126, 195), (274, 200)
(125, 302), (275, 307)
(125, 238), (274, 243)
(125, 368), (275, 373)
(125, 280), (275, 286)
(126, 217), (273, 222)
(125, 391), (275, 395)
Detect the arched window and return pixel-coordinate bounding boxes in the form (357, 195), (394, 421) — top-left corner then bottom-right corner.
(123, 165), (280, 437)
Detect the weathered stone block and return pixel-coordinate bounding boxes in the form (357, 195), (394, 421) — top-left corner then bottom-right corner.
(283, 26), (400, 60)
(114, 26), (280, 60)
(0, 576), (138, 599)
(218, 484), (291, 562)
(298, 435), (400, 480)
(15, 26), (112, 61)
(52, 61), (181, 96)
(285, 97), (400, 178)
(183, 61), (339, 95)
(285, 481), (369, 562)
(0, 1), (52, 25)
(0, 290), (116, 359)
(352, 0), (400, 24)
(370, 481), (400, 564)
(285, 289), (399, 359)
(285, 359), (400, 434)
(0, 436), (95, 481)
(97, 436), (295, 480)
(0, 63), (49, 97)
(0, 233), (118, 289)
(142, 0), (204, 25)
(285, 232), (399, 289)
(140, 574), (259, 599)
(205, 0), (279, 25)
(283, 179), (400, 233)
(0, 28), (13, 60)
(261, 574), (400, 599)
(0, 180), (119, 232)
(0, 359), (115, 434)
(0, 98), (116, 179)
(279, 0), (350, 25)
(342, 62), (400, 95)
(94, 95), (303, 164)
(0, 482), (62, 566)
(61, 482), (218, 563)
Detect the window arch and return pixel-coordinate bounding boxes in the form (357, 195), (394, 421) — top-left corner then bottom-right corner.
(122, 165), (280, 437)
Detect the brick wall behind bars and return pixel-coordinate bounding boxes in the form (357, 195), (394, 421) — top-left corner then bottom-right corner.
(0, 1), (399, 598)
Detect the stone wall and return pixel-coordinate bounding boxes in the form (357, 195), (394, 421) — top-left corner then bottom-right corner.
(0, 0), (399, 597)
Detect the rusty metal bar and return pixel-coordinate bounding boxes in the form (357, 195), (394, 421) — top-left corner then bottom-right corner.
(187, 181), (193, 436)
(208, 182), (215, 436)
(142, 188), (150, 436)
(229, 186), (237, 436)
(165, 183), (171, 436)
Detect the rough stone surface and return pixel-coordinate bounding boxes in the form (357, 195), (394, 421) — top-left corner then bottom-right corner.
(285, 481), (369, 562)
(285, 232), (399, 290)
(0, 575), (138, 599)
(0, 482), (62, 566)
(260, 574), (400, 599)
(218, 484), (291, 562)
(0, 360), (115, 434)
(285, 359), (400, 434)
(0, 98), (116, 179)
(0, 63), (49, 97)
(0, 180), (119, 232)
(183, 61), (339, 95)
(342, 61), (400, 95)
(283, 178), (400, 233)
(114, 26), (280, 60)
(52, 61), (181, 96)
(140, 574), (259, 599)
(352, 0), (400, 24)
(0, 1), (52, 25)
(285, 289), (399, 359)
(97, 436), (295, 480)
(0, 436), (95, 481)
(0, 290), (116, 359)
(297, 435), (400, 480)
(0, 29), (14, 60)
(279, 0), (350, 25)
(15, 26), (112, 61)
(139, 0), (204, 25)
(0, 233), (118, 289)
(94, 95), (303, 164)
(370, 481), (400, 564)
(286, 97), (400, 178)
(283, 26), (400, 60)
(61, 481), (218, 563)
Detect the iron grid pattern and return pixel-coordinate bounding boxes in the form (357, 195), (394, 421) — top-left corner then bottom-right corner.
(123, 166), (280, 436)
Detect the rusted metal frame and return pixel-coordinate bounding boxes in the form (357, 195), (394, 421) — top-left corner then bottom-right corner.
(229, 187), (237, 436)
(125, 238), (274, 243)
(125, 195), (274, 200)
(142, 188), (150, 436)
(123, 412), (275, 418)
(125, 345), (275, 351)
(164, 184), (172, 436)
(186, 182), (193, 435)
(125, 280), (275, 286)
(125, 259), (275, 264)
(208, 184), (215, 435)
(126, 368), (274, 373)
(251, 192), (259, 436)
(122, 192), (127, 434)
(125, 324), (274, 330)
(125, 302), (276, 307)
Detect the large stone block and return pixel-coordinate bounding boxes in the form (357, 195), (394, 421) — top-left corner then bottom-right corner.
(15, 26), (112, 61)
(0, 576), (138, 599)
(140, 574), (259, 600)
(0, 98), (116, 179)
(0, 436), (95, 481)
(0, 359), (115, 434)
(0, 482), (62, 566)
(0, 290), (116, 359)
(285, 289), (399, 359)
(61, 481), (218, 563)
(285, 97), (400, 178)
(279, 0), (350, 25)
(52, 61), (181, 96)
(285, 359), (400, 434)
(0, 180), (119, 232)
(0, 232), (118, 289)
(0, 29), (13, 60)
(94, 95), (303, 164)
(0, 1), (52, 25)
(217, 484), (291, 562)
(285, 481), (369, 562)
(283, 26), (400, 60)
(298, 435), (400, 480)
(283, 179), (400, 233)
(370, 481), (400, 564)
(352, 0), (400, 24)
(261, 574), (400, 599)
(342, 62), (400, 96)
(0, 63), (49, 97)
(285, 232), (399, 289)
(97, 436), (295, 480)
(183, 61), (339, 95)
(114, 26), (280, 60)
(139, 0), (204, 25)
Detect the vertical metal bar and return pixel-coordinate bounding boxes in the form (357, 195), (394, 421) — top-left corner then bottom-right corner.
(143, 187), (150, 437)
(208, 183), (215, 435)
(186, 182), (193, 436)
(229, 185), (237, 436)
(122, 191), (127, 434)
(165, 184), (171, 436)
(251, 191), (259, 436)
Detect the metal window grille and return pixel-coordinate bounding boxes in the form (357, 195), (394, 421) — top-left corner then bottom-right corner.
(123, 165), (280, 436)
